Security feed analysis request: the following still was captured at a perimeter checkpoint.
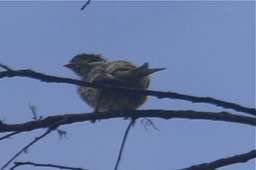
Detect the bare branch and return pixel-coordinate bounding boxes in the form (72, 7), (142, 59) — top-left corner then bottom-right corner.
(0, 63), (12, 71)
(29, 104), (42, 120)
(1, 65), (255, 170)
(141, 118), (159, 131)
(0, 131), (21, 141)
(180, 150), (256, 170)
(0, 110), (255, 134)
(81, 0), (91, 10)
(1, 128), (53, 170)
(114, 120), (135, 170)
(10, 161), (87, 170)
(0, 67), (255, 116)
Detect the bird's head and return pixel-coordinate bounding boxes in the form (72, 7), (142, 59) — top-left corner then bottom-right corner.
(64, 53), (107, 77)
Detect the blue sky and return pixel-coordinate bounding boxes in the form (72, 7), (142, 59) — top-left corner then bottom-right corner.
(0, 1), (255, 170)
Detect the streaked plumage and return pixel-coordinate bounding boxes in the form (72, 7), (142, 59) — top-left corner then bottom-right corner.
(65, 53), (165, 112)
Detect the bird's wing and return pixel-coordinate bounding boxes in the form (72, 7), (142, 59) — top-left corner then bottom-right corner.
(87, 63), (119, 84)
(89, 62), (134, 86)
(92, 72), (114, 82)
(111, 62), (165, 80)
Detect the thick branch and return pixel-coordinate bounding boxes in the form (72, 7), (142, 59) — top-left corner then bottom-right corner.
(0, 110), (255, 133)
(0, 68), (255, 116)
(180, 150), (256, 170)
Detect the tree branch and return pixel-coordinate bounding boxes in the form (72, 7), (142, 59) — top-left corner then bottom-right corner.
(114, 120), (135, 170)
(0, 67), (255, 116)
(0, 131), (21, 141)
(0, 110), (255, 134)
(1, 128), (53, 170)
(1, 120), (62, 170)
(180, 150), (256, 170)
(81, 0), (91, 10)
(10, 161), (87, 170)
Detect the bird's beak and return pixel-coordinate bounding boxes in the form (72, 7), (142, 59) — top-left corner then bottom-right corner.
(64, 63), (77, 68)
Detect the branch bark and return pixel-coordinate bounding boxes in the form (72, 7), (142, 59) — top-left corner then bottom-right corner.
(180, 150), (256, 170)
(0, 110), (255, 134)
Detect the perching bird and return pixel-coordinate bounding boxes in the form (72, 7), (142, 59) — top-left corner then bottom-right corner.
(64, 53), (165, 112)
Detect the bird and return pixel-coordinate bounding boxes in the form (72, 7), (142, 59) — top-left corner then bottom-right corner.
(64, 53), (165, 112)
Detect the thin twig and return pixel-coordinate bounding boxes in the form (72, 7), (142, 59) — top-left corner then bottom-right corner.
(0, 63), (12, 71)
(141, 118), (159, 131)
(10, 161), (86, 170)
(180, 150), (256, 170)
(0, 67), (255, 116)
(29, 103), (41, 120)
(81, 0), (91, 10)
(1, 127), (56, 170)
(114, 120), (135, 170)
(0, 131), (21, 141)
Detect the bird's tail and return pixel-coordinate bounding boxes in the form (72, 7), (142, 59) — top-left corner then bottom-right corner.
(132, 63), (165, 77)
